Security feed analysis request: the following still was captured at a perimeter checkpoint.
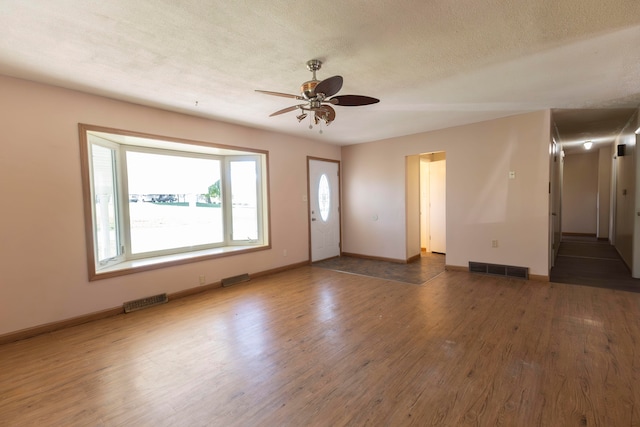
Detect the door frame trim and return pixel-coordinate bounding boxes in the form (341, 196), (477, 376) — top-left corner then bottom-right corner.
(307, 156), (342, 262)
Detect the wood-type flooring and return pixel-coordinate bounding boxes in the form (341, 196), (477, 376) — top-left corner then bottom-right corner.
(1, 265), (639, 426)
(551, 236), (640, 293)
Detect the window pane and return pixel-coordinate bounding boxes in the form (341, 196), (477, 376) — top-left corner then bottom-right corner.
(318, 173), (330, 222)
(230, 160), (258, 241)
(126, 151), (223, 254)
(91, 144), (120, 263)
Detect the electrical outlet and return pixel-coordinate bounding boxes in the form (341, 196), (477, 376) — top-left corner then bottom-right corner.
(199, 275), (206, 285)
(492, 240), (499, 248)
(283, 249), (287, 257)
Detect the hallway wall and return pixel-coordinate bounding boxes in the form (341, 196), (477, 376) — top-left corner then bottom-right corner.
(614, 113), (638, 270)
(597, 146), (612, 239)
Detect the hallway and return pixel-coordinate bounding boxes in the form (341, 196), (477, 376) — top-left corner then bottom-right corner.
(550, 236), (640, 293)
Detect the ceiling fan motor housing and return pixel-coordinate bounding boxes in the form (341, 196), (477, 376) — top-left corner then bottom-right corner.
(301, 59), (323, 98)
(301, 80), (318, 99)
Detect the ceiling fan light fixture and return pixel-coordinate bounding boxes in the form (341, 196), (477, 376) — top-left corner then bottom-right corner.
(256, 59), (379, 129)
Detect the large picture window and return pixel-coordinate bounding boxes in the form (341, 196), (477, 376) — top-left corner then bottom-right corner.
(79, 124), (270, 280)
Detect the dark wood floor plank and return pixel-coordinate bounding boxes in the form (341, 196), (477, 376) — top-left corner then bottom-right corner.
(1, 267), (640, 426)
(551, 237), (640, 292)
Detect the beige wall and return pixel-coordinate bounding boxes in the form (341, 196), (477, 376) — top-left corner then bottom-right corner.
(597, 146), (612, 239)
(549, 129), (563, 265)
(341, 111), (551, 276)
(0, 75), (340, 335)
(631, 111), (640, 276)
(562, 151), (599, 234)
(614, 112), (638, 269)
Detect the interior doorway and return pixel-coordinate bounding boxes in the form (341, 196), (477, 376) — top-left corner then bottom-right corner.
(420, 152), (446, 254)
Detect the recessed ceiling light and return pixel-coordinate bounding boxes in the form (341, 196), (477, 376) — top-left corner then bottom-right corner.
(583, 141), (593, 150)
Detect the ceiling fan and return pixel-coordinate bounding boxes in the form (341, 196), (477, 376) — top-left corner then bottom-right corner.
(255, 59), (379, 129)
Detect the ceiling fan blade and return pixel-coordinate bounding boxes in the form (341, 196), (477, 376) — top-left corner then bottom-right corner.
(329, 95), (380, 106)
(314, 75), (343, 98)
(269, 105), (302, 117)
(256, 90), (304, 100)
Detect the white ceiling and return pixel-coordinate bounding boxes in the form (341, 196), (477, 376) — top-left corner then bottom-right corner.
(1, 1), (639, 148)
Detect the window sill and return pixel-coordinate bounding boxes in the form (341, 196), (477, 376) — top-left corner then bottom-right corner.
(91, 244), (269, 281)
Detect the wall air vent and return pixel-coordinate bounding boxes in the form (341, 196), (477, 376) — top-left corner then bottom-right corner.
(123, 293), (168, 313)
(221, 273), (250, 287)
(468, 262), (529, 280)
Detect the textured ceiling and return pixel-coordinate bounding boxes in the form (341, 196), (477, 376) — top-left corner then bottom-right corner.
(1, 0), (639, 147)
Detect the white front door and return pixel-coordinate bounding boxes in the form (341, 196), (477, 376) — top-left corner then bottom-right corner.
(309, 158), (341, 262)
